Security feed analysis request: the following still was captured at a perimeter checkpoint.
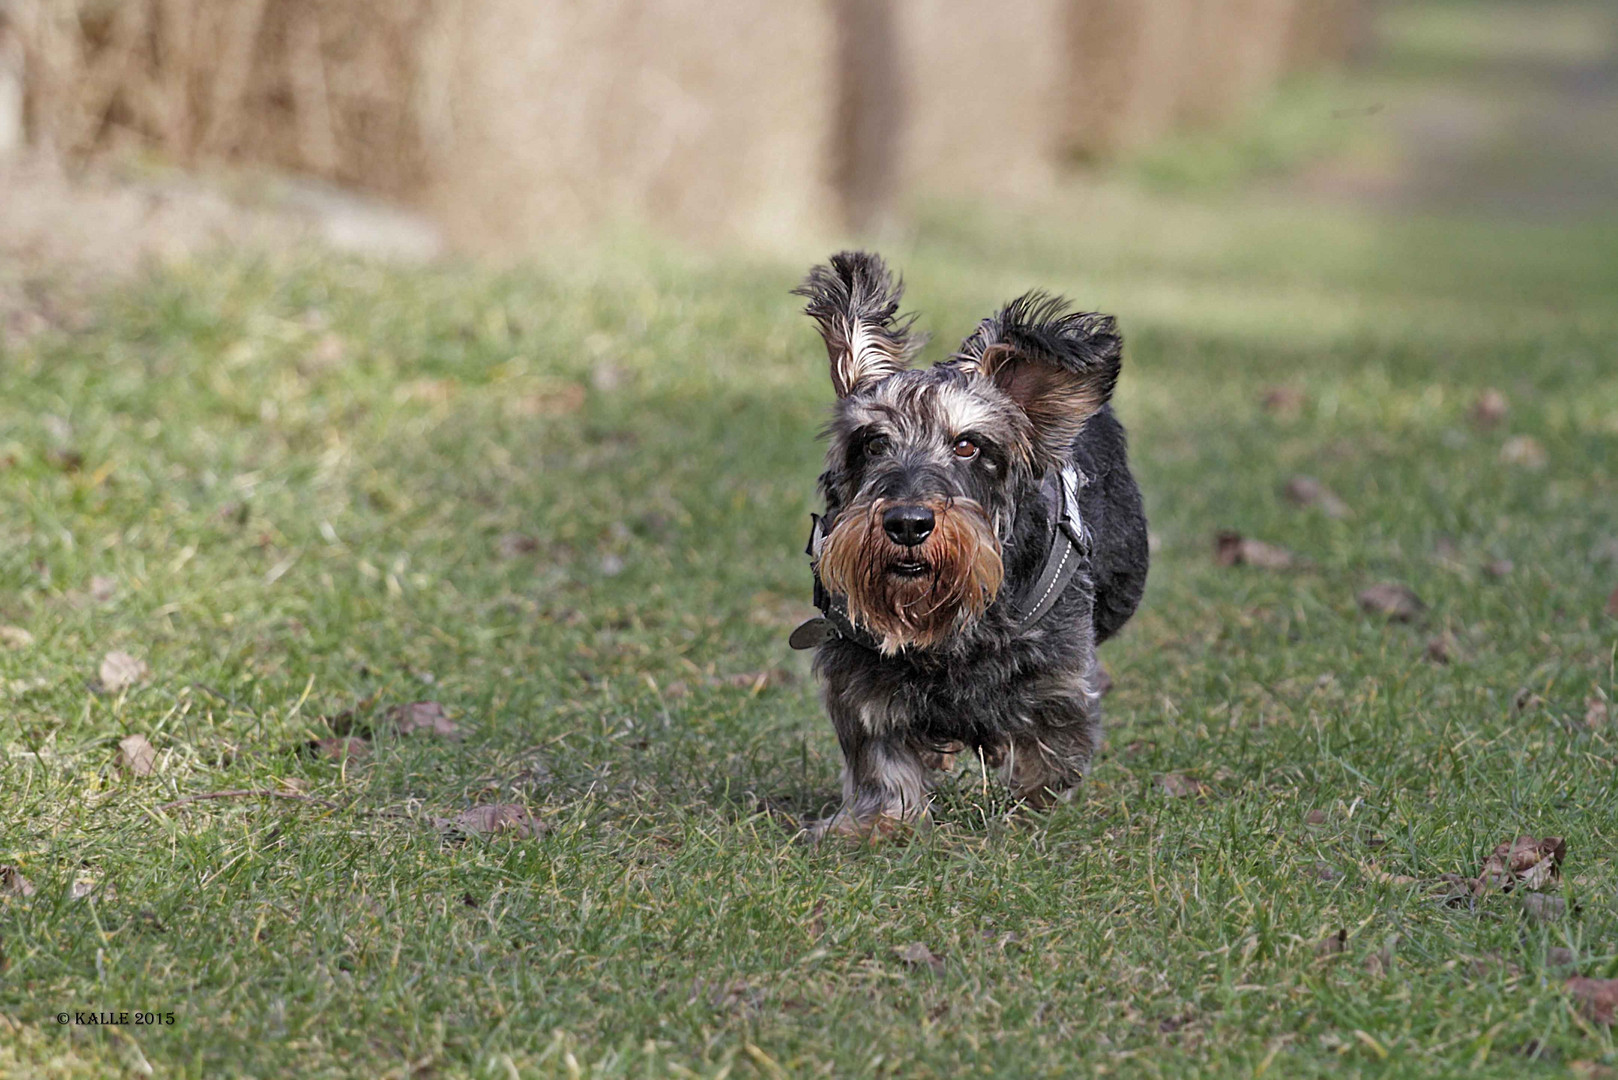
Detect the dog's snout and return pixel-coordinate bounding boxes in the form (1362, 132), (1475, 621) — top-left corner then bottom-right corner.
(882, 504), (935, 547)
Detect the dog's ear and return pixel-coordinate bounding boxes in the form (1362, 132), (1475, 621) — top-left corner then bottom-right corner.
(958, 293), (1121, 464)
(794, 251), (925, 397)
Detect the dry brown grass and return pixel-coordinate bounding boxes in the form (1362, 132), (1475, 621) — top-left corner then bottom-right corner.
(2, 0), (1373, 244)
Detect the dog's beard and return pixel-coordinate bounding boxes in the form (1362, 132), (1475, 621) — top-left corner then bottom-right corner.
(817, 497), (1004, 655)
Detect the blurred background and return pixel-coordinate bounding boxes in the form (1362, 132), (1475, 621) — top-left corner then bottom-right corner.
(2, 0), (1613, 272)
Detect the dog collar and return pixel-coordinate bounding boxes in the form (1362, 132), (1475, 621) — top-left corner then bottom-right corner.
(790, 464), (1091, 651)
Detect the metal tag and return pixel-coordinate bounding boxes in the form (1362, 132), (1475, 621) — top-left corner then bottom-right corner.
(788, 617), (834, 650)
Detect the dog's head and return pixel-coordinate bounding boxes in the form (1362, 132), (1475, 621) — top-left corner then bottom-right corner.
(796, 251), (1121, 654)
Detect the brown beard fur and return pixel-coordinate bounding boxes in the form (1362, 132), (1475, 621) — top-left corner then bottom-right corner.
(816, 498), (1004, 654)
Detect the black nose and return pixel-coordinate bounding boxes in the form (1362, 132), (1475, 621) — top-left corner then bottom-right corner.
(882, 504), (935, 547)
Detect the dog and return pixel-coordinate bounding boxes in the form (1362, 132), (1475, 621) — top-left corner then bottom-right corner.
(789, 252), (1148, 840)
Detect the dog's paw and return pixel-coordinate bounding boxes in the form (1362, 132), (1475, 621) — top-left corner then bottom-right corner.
(801, 808), (927, 844)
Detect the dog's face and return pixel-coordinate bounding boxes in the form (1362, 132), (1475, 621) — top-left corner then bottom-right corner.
(797, 253), (1121, 654)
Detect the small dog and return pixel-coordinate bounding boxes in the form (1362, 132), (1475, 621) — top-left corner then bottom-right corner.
(789, 252), (1148, 839)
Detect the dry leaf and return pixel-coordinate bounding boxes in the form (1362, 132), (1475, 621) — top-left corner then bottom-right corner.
(1314, 929), (1347, 957)
(507, 383), (585, 418)
(1261, 386), (1306, 417)
(1567, 977), (1618, 1024)
(1357, 583), (1425, 622)
(1305, 809), (1328, 825)
(1476, 835), (1565, 896)
(1215, 532), (1296, 569)
(116, 734), (156, 777)
(1520, 893), (1567, 922)
(445, 804), (545, 839)
(0, 865), (36, 897)
(1481, 559), (1513, 579)
(894, 941), (945, 974)
(1470, 389), (1508, 428)
(308, 737), (370, 762)
(495, 533), (539, 559)
(1586, 698), (1611, 730)
(1157, 773), (1210, 798)
(382, 702), (462, 740)
(1499, 435), (1547, 468)
(1606, 585), (1618, 619)
(89, 575), (117, 603)
(1549, 947), (1577, 970)
(0, 626), (34, 649)
(99, 651), (147, 692)
(70, 878), (113, 902)
(1282, 476), (1349, 518)
(1425, 633), (1458, 664)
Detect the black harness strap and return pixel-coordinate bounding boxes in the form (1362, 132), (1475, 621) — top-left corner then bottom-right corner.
(790, 465), (1091, 651)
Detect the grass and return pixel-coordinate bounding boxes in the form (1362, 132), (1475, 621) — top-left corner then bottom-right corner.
(6, 34), (1618, 1076)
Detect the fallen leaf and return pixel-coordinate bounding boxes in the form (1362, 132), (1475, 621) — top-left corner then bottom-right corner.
(894, 941), (945, 974)
(443, 804), (545, 839)
(1570, 1062), (1618, 1080)
(1513, 687), (1543, 713)
(1567, 977), (1618, 1024)
(89, 575), (117, 603)
(1305, 809), (1328, 825)
(1470, 389), (1509, 428)
(382, 702), (462, 740)
(1282, 476), (1349, 518)
(1476, 835), (1565, 896)
(1157, 1010), (1194, 1033)
(1586, 698), (1611, 730)
(1548, 947), (1577, 970)
(1481, 559), (1513, 579)
(1521, 893), (1567, 921)
(1215, 532), (1296, 569)
(116, 734), (156, 777)
(1157, 773), (1210, 798)
(1261, 386), (1306, 417)
(309, 333), (347, 367)
(1425, 633), (1459, 664)
(507, 382), (585, 418)
(1315, 929), (1347, 956)
(0, 626), (34, 649)
(1357, 583), (1425, 622)
(1606, 585), (1618, 619)
(1499, 435), (1547, 468)
(70, 878), (113, 902)
(47, 447), (84, 472)
(0, 866), (36, 897)
(98, 651), (148, 692)
(308, 737), (370, 762)
(1363, 863), (1419, 887)
(495, 533), (539, 559)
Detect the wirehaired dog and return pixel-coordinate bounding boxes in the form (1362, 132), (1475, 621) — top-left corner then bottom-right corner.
(789, 252), (1148, 840)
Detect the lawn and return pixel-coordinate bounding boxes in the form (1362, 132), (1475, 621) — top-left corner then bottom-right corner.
(5, 95), (1618, 1080)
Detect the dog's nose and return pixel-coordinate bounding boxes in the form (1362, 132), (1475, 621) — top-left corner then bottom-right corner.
(882, 504), (935, 547)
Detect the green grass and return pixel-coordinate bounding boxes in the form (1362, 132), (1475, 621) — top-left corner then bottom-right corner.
(4, 177), (1618, 1077)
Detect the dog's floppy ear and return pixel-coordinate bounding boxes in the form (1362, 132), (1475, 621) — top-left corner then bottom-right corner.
(794, 251), (925, 397)
(957, 293), (1121, 465)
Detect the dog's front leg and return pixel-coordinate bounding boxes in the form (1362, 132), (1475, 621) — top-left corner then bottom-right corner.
(806, 694), (930, 842)
(1003, 674), (1103, 809)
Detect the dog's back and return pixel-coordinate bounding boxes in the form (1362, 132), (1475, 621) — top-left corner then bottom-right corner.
(1070, 405), (1148, 644)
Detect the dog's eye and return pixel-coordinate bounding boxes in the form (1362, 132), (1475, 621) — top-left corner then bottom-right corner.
(865, 435), (890, 457)
(952, 437), (979, 459)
